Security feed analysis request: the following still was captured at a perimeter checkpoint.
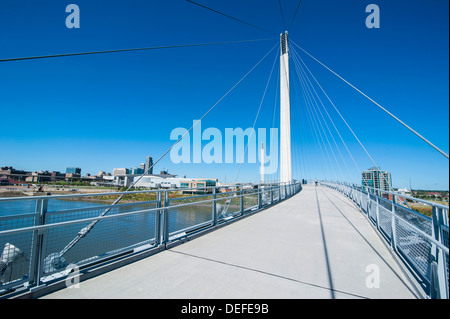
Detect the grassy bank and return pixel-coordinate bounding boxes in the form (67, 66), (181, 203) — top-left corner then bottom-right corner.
(409, 204), (433, 217)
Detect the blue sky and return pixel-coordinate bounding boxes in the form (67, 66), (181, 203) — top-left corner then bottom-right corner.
(0, 0), (448, 190)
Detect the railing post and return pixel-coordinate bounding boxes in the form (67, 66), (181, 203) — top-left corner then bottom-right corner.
(30, 198), (48, 287)
(270, 185), (274, 205)
(155, 191), (162, 246)
(430, 206), (449, 299)
(376, 196), (380, 231)
(390, 195), (397, 251)
(212, 187), (217, 226)
(366, 191), (371, 216)
(240, 188), (244, 215)
(258, 184), (262, 209)
(359, 190), (363, 210)
(162, 190), (170, 244)
(358, 188), (362, 209)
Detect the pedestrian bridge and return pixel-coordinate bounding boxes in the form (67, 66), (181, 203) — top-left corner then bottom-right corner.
(37, 185), (422, 299)
(1, 182), (448, 299)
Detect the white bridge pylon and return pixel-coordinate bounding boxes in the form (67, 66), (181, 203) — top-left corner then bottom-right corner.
(280, 31), (292, 183)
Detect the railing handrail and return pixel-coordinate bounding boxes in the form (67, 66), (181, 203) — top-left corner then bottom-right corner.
(323, 181), (449, 299)
(0, 182), (296, 203)
(329, 181), (449, 211)
(0, 185), (287, 236)
(327, 183), (448, 252)
(0, 181), (302, 296)
(0, 183), (298, 238)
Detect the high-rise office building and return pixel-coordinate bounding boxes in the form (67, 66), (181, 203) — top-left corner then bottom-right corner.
(66, 167), (81, 174)
(362, 167), (392, 191)
(145, 156), (153, 175)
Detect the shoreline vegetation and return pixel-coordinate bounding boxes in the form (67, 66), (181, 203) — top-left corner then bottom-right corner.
(0, 185), (259, 207)
(408, 204), (432, 217)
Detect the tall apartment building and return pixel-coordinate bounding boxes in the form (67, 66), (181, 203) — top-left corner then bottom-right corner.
(362, 167), (392, 191)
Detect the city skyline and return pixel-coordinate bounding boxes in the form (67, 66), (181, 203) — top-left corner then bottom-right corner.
(0, 0), (448, 190)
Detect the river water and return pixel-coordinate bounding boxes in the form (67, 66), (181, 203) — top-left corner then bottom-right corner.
(0, 197), (215, 280)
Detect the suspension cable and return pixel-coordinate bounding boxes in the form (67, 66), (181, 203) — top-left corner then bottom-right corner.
(294, 54), (336, 179)
(0, 38), (275, 63)
(289, 0), (304, 29)
(293, 52), (347, 180)
(234, 47), (280, 184)
(291, 41), (449, 160)
(186, 0), (276, 35)
(291, 47), (355, 177)
(292, 46), (361, 175)
(277, 0), (287, 30)
(57, 42), (279, 258)
(291, 44), (393, 190)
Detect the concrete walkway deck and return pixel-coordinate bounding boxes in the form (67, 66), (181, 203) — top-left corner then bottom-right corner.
(41, 185), (420, 299)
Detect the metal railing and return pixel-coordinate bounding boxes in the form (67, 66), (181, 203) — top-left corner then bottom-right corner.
(0, 182), (302, 296)
(323, 181), (449, 299)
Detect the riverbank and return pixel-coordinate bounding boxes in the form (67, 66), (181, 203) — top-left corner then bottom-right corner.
(0, 185), (118, 198)
(0, 186), (258, 207)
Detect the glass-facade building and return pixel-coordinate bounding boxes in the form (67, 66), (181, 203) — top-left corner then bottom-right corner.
(66, 167), (81, 174)
(362, 167), (392, 191)
(145, 156), (153, 174)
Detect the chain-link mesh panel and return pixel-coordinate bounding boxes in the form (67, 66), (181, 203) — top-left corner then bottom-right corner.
(368, 198), (377, 223)
(243, 189), (259, 211)
(395, 216), (432, 280)
(395, 205), (432, 235)
(446, 250), (449, 294)
(260, 188), (271, 206)
(378, 198), (392, 240)
(216, 193), (241, 219)
(42, 202), (158, 275)
(167, 202), (212, 236)
(360, 192), (368, 214)
(442, 226), (449, 291)
(168, 194), (213, 207)
(273, 188), (280, 202)
(0, 212), (37, 288)
(443, 226), (449, 248)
